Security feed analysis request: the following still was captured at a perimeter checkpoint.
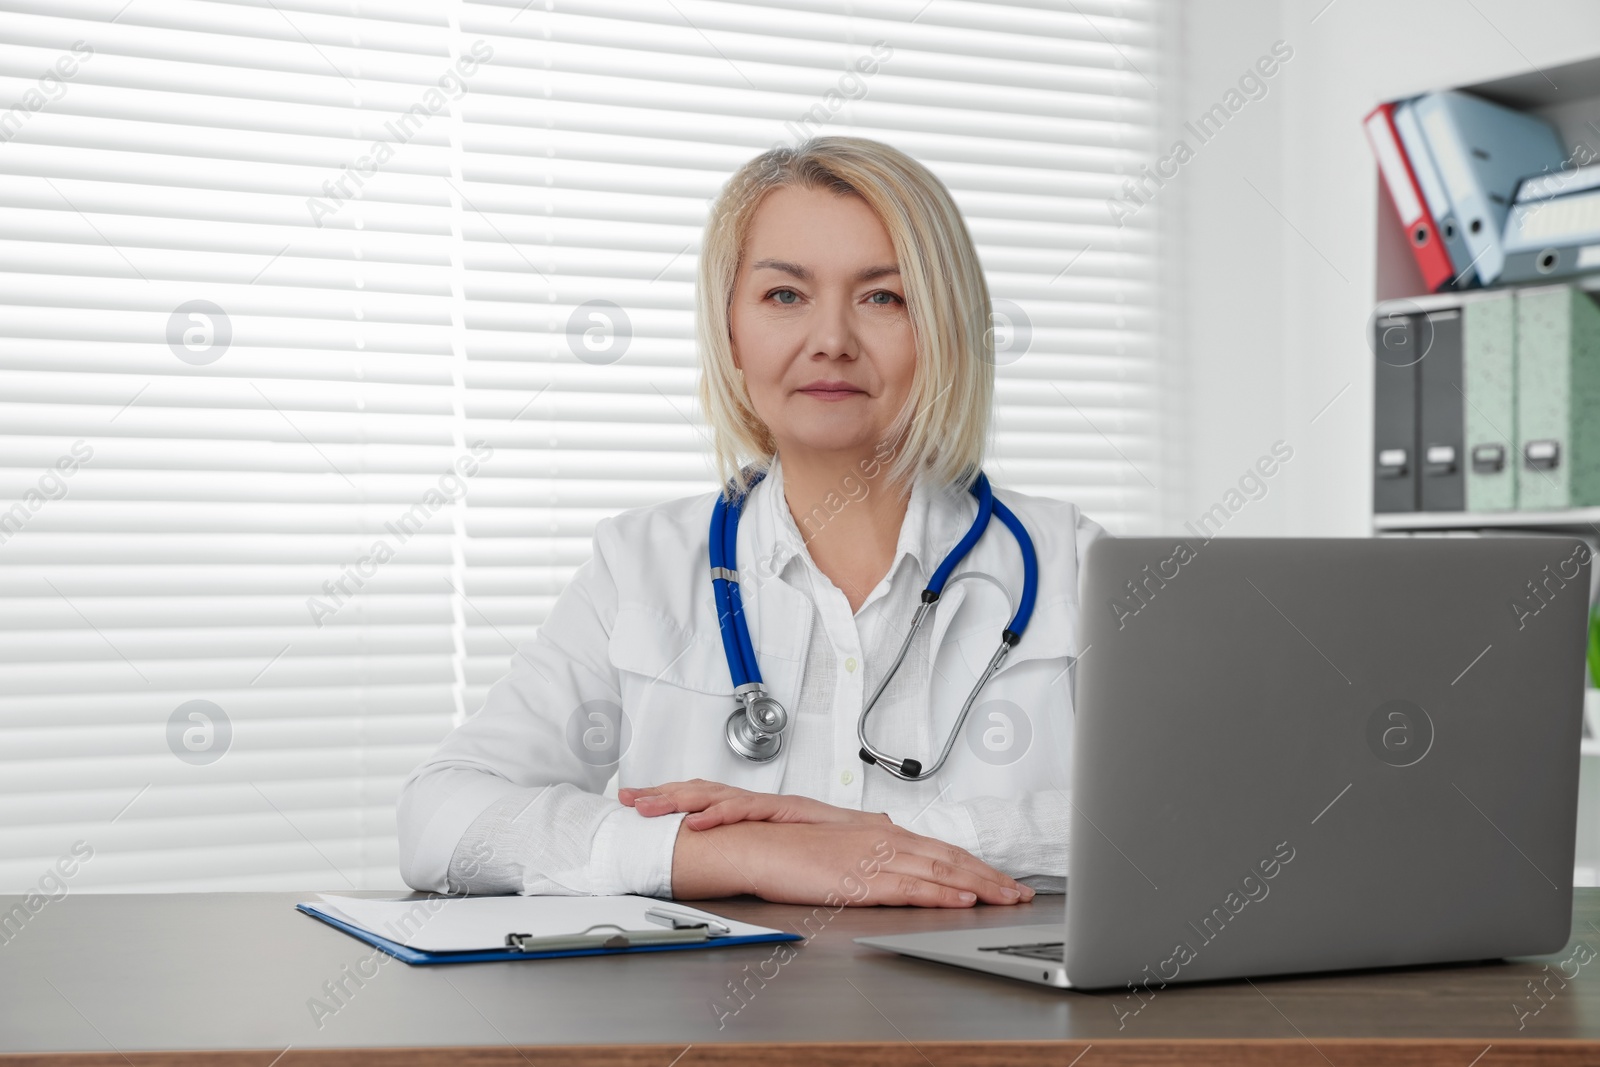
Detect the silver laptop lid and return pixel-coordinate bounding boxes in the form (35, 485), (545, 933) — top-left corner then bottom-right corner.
(1066, 535), (1592, 990)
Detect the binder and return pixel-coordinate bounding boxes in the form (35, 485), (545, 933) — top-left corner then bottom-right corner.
(1373, 311), (1420, 513)
(298, 893), (801, 965)
(1463, 291), (1518, 512)
(1394, 99), (1476, 287)
(1365, 101), (1455, 293)
(1501, 163), (1600, 284)
(1413, 90), (1566, 286)
(1514, 284), (1600, 509)
(1417, 308), (1465, 511)
(1401, 97), (1472, 283)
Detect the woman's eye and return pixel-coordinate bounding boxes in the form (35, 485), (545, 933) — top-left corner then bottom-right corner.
(764, 288), (902, 306)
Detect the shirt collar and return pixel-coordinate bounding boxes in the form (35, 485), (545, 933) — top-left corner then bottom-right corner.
(747, 451), (973, 588)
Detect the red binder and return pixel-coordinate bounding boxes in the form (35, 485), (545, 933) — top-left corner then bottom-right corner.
(1363, 101), (1454, 293)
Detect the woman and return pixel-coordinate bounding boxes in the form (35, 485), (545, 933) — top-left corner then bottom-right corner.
(397, 136), (1107, 908)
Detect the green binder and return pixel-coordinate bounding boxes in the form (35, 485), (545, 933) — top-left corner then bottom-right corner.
(1464, 292), (1517, 512)
(1515, 285), (1600, 509)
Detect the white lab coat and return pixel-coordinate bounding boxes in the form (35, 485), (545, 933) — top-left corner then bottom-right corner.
(397, 470), (1108, 895)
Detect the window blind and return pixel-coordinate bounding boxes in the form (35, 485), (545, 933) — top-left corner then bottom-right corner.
(0, 0), (1163, 893)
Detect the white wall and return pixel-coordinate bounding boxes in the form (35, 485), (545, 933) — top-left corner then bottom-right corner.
(1173, 0), (1600, 536)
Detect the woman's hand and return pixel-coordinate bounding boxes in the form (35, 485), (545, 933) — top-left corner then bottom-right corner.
(620, 779), (889, 831)
(670, 819), (1033, 907)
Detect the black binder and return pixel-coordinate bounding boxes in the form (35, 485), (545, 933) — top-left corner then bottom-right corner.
(1374, 311), (1420, 513)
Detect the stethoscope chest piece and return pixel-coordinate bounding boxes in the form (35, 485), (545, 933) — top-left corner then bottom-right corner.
(724, 690), (787, 762)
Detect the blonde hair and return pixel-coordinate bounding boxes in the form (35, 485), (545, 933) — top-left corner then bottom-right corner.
(695, 135), (995, 502)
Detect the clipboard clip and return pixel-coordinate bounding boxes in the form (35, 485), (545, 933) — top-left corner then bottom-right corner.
(503, 921), (711, 954)
(645, 906), (731, 935)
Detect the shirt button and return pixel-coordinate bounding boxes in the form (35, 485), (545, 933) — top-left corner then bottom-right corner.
(840, 769), (854, 785)
(845, 656), (858, 673)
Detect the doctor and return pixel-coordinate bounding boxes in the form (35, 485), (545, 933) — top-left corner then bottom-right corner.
(397, 136), (1107, 908)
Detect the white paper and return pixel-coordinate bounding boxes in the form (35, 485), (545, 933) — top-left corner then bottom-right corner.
(302, 894), (786, 952)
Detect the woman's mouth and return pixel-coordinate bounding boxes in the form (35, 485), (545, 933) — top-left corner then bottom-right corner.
(798, 383), (864, 401)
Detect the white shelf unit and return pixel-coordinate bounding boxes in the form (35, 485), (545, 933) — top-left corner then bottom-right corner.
(1367, 58), (1600, 881)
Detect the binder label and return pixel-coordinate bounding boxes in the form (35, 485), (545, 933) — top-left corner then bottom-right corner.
(1366, 112), (1423, 225)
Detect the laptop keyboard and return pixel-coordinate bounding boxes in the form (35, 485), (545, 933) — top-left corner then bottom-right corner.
(978, 940), (1064, 963)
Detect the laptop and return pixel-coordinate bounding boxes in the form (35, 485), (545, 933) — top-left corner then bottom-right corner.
(856, 534), (1593, 990)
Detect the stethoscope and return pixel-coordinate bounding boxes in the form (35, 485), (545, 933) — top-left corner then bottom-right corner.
(709, 465), (1039, 782)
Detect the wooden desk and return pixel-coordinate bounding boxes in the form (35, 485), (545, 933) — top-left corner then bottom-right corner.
(4, 889), (1600, 1065)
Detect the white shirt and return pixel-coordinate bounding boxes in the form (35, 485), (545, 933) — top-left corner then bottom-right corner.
(396, 453), (1109, 898)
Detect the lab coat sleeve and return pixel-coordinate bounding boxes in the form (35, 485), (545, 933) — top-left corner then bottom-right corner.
(874, 504), (1112, 893)
(395, 515), (687, 897)
(968, 793), (1071, 895)
(881, 791), (1069, 893)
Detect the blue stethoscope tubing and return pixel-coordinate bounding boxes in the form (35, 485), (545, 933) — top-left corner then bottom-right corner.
(710, 465), (1039, 781)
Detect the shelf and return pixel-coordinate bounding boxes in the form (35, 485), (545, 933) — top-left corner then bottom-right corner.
(1374, 54), (1600, 304)
(1374, 508), (1600, 533)
(1372, 275), (1600, 319)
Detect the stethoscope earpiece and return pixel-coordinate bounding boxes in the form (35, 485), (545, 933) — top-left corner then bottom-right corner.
(710, 466), (1039, 783)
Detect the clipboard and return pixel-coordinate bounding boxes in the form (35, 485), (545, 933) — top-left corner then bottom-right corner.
(297, 894), (801, 965)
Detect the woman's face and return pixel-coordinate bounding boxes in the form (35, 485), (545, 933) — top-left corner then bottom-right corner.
(727, 184), (916, 463)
